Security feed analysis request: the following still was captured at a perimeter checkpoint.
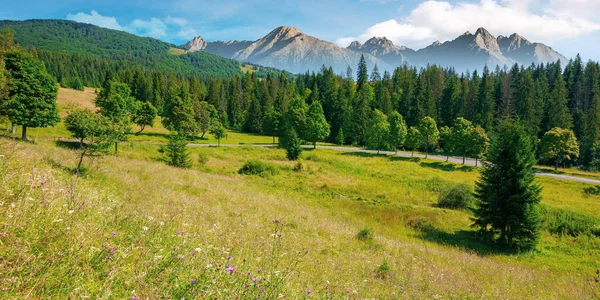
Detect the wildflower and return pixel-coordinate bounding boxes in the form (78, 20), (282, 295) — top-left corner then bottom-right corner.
(305, 249), (310, 254)
(112, 232), (117, 236)
(142, 226), (149, 231)
(68, 210), (74, 214)
(103, 242), (109, 247)
(257, 269), (263, 273)
(252, 277), (258, 283)
(110, 248), (116, 254)
(40, 181), (47, 185)
(227, 255), (232, 260)
(307, 289), (312, 294)
(131, 297), (138, 300)
(226, 267), (235, 274)
(190, 279), (197, 284)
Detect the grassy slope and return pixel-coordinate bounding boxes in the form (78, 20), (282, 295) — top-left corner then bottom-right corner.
(1, 88), (599, 298)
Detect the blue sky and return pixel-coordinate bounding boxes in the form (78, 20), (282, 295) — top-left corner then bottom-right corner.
(1, 0), (599, 61)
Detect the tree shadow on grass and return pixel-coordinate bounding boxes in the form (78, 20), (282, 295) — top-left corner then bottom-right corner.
(390, 156), (421, 163)
(55, 140), (81, 150)
(339, 151), (390, 158)
(420, 161), (476, 172)
(418, 227), (504, 256)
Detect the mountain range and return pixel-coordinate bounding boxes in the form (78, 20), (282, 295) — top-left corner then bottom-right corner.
(182, 26), (566, 74)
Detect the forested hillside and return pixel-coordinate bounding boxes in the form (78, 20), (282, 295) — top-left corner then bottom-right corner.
(0, 20), (245, 83)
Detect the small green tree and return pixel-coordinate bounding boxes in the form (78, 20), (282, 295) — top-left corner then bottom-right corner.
(262, 107), (281, 144)
(162, 86), (197, 137)
(283, 128), (303, 161)
(470, 126), (489, 166)
(405, 127), (423, 157)
(366, 109), (390, 154)
(540, 127), (580, 170)
(133, 101), (157, 134)
(95, 82), (137, 152)
(439, 126), (452, 162)
(473, 120), (542, 251)
(305, 100), (330, 148)
(336, 128), (345, 145)
(388, 111), (407, 154)
(449, 117), (475, 164)
(418, 116), (439, 158)
(4, 50), (60, 140)
(210, 121), (227, 147)
(165, 133), (192, 168)
(65, 108), (116, 175)
(193, 101), (213, 139)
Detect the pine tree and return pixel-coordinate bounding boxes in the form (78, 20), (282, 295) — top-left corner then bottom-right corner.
(162, 86), (196, 137)
(283, 128), (303, 161)
(165, 133), (192, 168)
(4, 50), (60, 140)
(262, 106), (281, 144)
(474, 66), (495, 132)
(357, 54), (368, 91)
(353, 83), (374, 145)
(546, 74), (573, 130)
(243, 96), (263, 134)
(305, 100), (330, 148)
(473, 120), (542, 251)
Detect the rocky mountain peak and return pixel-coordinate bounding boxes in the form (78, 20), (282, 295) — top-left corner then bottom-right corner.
(348, 41), (362, 50)
(181, 36), (208, 52)
(431, 40), (442, 47)
(267, 26), (303, 40)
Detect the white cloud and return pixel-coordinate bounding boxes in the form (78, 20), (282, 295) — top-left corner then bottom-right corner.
(336, 0), (600, 49)
(66, 11), (196, 41)
(66, 10), (122, 30)
(129, 18), (168, 37)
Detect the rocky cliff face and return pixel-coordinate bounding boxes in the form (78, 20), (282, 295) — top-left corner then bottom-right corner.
(181, 26), (566, 74)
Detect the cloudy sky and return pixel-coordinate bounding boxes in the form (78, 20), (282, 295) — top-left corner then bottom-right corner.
(1, 0), (599, 60)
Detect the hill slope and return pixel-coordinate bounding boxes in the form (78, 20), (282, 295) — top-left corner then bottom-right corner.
(0, 19), (243, 78)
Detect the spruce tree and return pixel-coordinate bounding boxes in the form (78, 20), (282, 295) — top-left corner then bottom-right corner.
(473, 120), (542, 251)
(243, 96), (263, 134)
(357, 54), (368, 91)
(546, 74), (573, 130)
(165, 133), (192, 168)
(353, 83), (374, 145)
(283, 128), (303, 161)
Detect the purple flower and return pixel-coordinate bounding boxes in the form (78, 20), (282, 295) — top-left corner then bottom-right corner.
(131, 296), (138, 300)
(227, 255), (232, 260)
(257, 269), (263, 273)
(190, 279), (197, 284)
(40, 181), (47, 186)
(252, 277), (258, 283)
(226, 267), (235, 274)
(110, 248), (116, 254)
(305, 250), (310, 254)
(112, 232), (117, 236)
(307, 289), (312, 294)
(103, 242), (109, 247)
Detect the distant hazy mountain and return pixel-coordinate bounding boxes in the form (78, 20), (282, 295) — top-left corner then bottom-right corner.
(182, 26), (391, 74)
(182, 26), (566, 74)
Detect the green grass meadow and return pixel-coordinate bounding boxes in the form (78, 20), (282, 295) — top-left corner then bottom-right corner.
(1, 88), (600, 298)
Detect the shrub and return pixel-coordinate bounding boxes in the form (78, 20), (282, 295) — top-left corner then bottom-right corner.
(375, 258), (391, 279)
(437, 183), (475, 210)
(165, 133), (192, 169)
(238, 160), (279, 177)
(198, 152), (210, 166)
(356, 227), (374, 242)
(293, 160), (305, 172)
(405, 216), (434, 232)
(583, 185), (600, 196)
(540, 205), (600, 237)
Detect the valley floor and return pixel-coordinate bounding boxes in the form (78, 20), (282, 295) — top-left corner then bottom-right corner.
(0, 88), (599, 298)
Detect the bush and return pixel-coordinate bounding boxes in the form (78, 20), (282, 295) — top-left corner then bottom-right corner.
(540, 205), (600, 237)
(238, 160), (279, 177)
(583, 185), (600, 195)
(198, 152), (210, 166)
(356, 227), (374, 241)
(437, 183), (475, 210)
(293, 160), (305, 172)
(375, 259), (391, 279)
